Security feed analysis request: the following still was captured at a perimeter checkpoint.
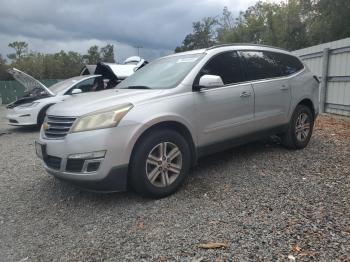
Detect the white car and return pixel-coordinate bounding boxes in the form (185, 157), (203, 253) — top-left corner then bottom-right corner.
(6, 57), (148, 126)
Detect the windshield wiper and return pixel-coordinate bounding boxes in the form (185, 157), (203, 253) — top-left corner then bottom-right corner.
(124, 85), (151, 89)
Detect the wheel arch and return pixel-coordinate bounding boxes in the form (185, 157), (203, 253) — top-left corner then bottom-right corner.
(129, 120), (197, 167)
(37, 103), (55, 124)
(297, 98), (315, 119)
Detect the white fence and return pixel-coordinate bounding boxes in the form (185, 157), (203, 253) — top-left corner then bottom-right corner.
(293, 38), (350, 117)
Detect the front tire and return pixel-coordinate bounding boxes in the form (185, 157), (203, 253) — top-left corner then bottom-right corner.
(282, 105), (314, 149)
(129, 129), (191, 198)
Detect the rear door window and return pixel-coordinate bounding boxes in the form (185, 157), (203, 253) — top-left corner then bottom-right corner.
(241, 51), (282, 81)
(198, 51), (245, 85)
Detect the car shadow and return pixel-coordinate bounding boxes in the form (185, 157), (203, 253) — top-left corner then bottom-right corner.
(194, 136), (283, 172)
(0, 125), (40, 135)
(35, 172), (153, 205)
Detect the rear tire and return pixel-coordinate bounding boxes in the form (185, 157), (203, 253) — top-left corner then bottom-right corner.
(282, 105), (314, 149)
(129, 129), (191, 198)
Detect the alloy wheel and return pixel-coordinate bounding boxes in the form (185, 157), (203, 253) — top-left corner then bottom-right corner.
(145, 142), (182, 188)
(295, 112), (311, 142)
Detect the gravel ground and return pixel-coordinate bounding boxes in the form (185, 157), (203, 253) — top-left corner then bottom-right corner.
(0, 105), (349, 261)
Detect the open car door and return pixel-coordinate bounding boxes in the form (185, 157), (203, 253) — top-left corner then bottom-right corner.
(95, 60), (147, 81)
(7, 68), (55, 97)
(80, 65), (97, 75)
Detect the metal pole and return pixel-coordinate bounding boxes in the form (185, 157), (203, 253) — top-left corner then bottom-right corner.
(134, 45), (143, 57)
(320, 48), (330, 113)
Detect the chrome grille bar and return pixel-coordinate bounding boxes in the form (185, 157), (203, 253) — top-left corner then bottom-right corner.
(44, 115), (76, 139)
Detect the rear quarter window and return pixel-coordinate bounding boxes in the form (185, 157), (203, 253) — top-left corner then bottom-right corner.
(270, 52), (304, 76)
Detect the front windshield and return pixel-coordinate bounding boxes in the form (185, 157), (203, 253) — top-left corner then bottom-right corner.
(118, 53), (205, 89)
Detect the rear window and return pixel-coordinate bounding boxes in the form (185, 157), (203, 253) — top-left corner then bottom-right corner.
(241, 51), (281, 81)
(270, 52), (304, 76)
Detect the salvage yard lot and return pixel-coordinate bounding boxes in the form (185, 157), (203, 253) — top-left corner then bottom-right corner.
(0, 105), (349, 261)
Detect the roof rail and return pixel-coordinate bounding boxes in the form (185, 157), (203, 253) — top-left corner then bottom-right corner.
(206, 43), (289, 52)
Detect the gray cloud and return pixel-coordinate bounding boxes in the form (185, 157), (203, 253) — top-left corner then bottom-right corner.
(0, 0), (258, 60)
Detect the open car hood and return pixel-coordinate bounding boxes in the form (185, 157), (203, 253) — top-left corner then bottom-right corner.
(7, 68), (55, 96)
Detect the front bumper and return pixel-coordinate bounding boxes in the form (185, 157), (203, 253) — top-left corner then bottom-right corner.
(6, 107), (38, 126)
(46, 164), (128, 192)
(37, 124), (139, 192)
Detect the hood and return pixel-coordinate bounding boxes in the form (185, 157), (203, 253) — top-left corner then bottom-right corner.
(47, 88), (165, 117)
(7, 68), (55, 96)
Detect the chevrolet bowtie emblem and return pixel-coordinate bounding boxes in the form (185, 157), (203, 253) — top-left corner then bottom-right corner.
(43, 122), (50, 130)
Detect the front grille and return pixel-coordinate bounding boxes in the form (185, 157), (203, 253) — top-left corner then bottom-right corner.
(44, 155), (62, 170)
(66, 159), (84, 172)
(44, 115), (76, 139)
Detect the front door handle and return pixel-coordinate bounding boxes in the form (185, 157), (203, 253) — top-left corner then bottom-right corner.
(240, 91), (252, 97)
(280, 85), (289, 91)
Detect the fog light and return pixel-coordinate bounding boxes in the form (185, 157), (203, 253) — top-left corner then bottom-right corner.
(87, 162), (101, 172)
(68, 150), (106, 159)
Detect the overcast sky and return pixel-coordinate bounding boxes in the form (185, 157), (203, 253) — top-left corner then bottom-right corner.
(0, 0), (276, 62)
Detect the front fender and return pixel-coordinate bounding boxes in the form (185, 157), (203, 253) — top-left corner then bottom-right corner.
(121, 113), (197, 164)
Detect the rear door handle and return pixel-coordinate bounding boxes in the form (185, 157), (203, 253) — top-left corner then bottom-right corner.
(280, 85), (289, 91)
(240, 91), (252, 97)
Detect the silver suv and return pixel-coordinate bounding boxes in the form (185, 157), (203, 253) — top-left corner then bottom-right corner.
(36, 44), (319, 198)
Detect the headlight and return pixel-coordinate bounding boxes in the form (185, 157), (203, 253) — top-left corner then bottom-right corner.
(71, 103), (133, 133)
(18, 102), (39, 108)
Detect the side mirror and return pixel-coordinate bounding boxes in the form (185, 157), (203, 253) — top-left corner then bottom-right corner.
(71, 88), (82, 95)
(194, 75), (224, 91)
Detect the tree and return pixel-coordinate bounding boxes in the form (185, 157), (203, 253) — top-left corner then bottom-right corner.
(278, 0), (308, 50)
(84, 45), (101, 64)
(4, 50), (84, 80)
(44, 51), (84, 79)
(0, 54), (9, 80)
(7, 41), (28, 61)
(216, 7), (236, 44)
(305, 0), (350, 45)
(101, 44), (115, 62)
(13, 52), (45, 79)
(176, 0), (350, 52)
(175, 17), (218, 52)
